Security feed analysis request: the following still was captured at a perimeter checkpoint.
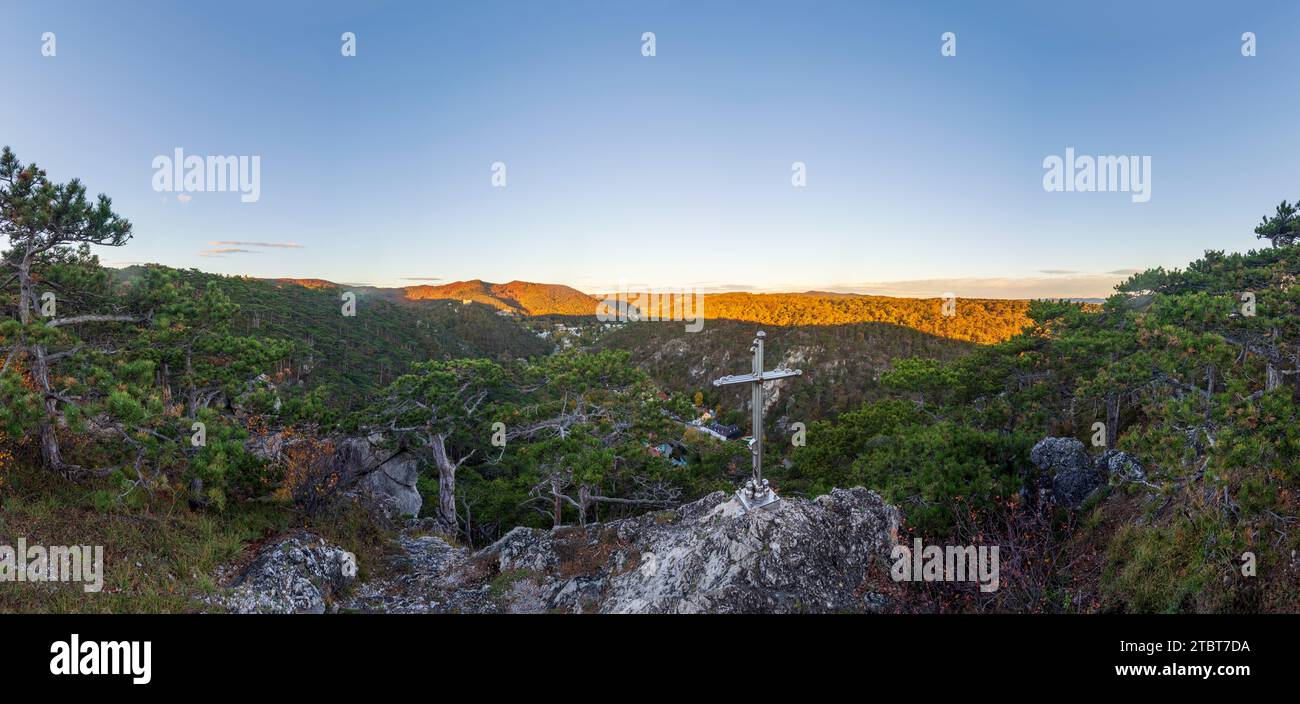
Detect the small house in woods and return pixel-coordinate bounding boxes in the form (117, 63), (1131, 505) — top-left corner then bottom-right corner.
(698, 422), (742, 442)
(643, 440), (688, 468)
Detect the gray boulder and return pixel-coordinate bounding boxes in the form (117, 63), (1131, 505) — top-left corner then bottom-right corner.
(337, 437), (422, 518)
(247, 432), (422, 518)
(207, 532), (356, 614)
(1096, 449), (1146, 482)
(474, 486), (901, 613)
(1030, 437), (1104, 509)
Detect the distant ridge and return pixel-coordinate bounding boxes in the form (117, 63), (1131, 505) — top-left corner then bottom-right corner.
(269, 278), (339, 290)
(257, 276), (1045, 343)
(256, 277), (598, 316)
(399, 279), (598, 316)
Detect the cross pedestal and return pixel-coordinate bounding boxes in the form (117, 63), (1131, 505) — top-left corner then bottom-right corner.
(711, 331), (802, 512)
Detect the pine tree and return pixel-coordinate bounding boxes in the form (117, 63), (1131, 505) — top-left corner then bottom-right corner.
(1255, 200), (1299, 248)
(368, 358), (509, 533)
(0, 147), (136, 475)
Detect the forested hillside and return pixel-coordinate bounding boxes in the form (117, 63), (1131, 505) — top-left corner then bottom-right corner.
(698, 292), (1032, 344)
(397, 279), (597, 316)
(391, 281), (1034, 345)
(597, 318), (976, 426)
(113, 267), (550, 408)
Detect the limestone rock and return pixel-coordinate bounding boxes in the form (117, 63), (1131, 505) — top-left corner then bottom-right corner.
(1096, 449), (1146, 483)
(207, 532), (356, 614)
(1030, 437), (1104, 509)
(341, 532), (470, 613)
(214, 488), (901, 614)
(246, 431), (422, 518)
(336, 438), (422, 518)
(475, 486), (900, 613)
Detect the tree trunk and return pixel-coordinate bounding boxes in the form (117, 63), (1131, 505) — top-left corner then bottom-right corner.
(429, 433), (458, 534)
(1104, 392), (1120, 450)
(17, 260), (67, 474)
(577, 484), (590, 527)
(551, 474), (563, 527)
(1266, 363), (1281, 391)
(29, 343), (65, 471)
(185, 350), (198, 417)
(160, 362), (172, 407)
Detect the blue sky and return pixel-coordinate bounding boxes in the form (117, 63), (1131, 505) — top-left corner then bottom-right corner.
(2, 0), (1298, 297)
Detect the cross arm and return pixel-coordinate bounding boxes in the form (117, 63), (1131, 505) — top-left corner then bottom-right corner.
(760, 368), (803, 381)
(713, 373), (759, 387)
(711, 368), (803, 387)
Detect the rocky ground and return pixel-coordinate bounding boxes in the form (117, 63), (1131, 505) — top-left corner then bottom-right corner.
(203, 435), (1152, 614)
(202, 532), (358, 615)
(205, 487), (902, 614)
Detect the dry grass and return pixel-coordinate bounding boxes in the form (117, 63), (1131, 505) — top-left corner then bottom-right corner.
(553, 525), (627, 579)
(0, 459), (292, 613)
(0, 458), (398, 613)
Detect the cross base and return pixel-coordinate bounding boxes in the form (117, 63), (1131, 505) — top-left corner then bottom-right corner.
(735, 479), (780, 512)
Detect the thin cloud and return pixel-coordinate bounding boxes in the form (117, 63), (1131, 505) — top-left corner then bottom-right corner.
(679, 281), (761, 292)
(209, 241), (304, 249)
(1107, 268), (1143, 276)
(588, 280), (760, 294)
(199, 248), (258, 257)
(176, 194), (192, 203)
(1039, 269), (1079, 275)
(823, 273), (1131, 300)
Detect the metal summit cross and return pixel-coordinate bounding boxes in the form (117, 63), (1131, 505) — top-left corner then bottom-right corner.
(712, 330), (802, 512)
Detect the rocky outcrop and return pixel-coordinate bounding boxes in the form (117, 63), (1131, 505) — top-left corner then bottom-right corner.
(247, 432), (422, 518)
(206, 532), (356, 614)
(1030, 437), (1102, 509)
(211, 487), (901, 614)
(468, 486), (900, 613)
(207, 486), (901, 614)
(1030, 438), (1150, 508)
(336, 437), (422, 518)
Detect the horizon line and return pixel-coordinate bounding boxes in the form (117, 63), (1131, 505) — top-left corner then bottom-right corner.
(103, 262), (1122, 301)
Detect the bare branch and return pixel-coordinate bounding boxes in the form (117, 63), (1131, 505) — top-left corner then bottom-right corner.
(45, 314), (145, 328)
